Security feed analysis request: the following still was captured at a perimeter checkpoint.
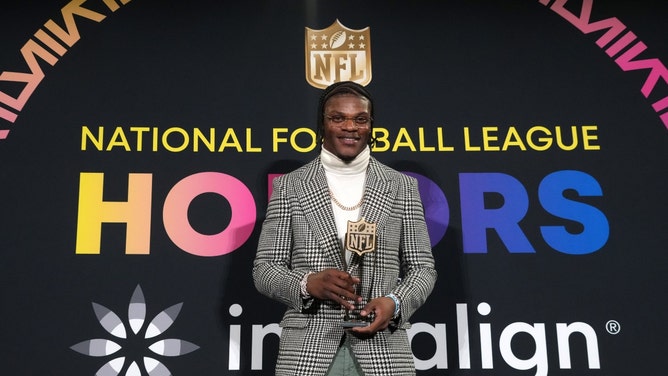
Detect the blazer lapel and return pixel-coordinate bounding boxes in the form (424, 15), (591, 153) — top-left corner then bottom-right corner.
(359, 157), (397, 241)
(348, 157), (399, 292)
(296, 158), (346, 270)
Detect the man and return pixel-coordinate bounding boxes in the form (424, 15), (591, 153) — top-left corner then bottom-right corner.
(253, 81), (437, 375)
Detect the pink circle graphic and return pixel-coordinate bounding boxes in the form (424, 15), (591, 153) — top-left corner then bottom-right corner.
(163, 172), (256, 256)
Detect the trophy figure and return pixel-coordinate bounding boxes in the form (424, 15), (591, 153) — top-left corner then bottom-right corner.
(341, 218), (376, 328)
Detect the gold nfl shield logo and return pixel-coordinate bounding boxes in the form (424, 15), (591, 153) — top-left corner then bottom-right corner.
(345, 218), (377, 256)
(305, 19), (372, 89)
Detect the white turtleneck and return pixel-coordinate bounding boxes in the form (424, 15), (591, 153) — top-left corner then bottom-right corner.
(320, 146), (370, 267)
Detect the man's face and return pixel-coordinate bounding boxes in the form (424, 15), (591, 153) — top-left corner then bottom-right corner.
(321, 93), (372, 162)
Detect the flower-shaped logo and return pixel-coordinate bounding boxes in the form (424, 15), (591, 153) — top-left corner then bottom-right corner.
(71, 285), (199, 376)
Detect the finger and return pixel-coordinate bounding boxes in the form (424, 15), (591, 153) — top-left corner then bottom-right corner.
(331, 277), (359, 295)
(352, 317), (387, 334)
(326, 282), (359, 299)
(318, 272), (354, 293)
(336, 272), (359, 285)
(337, 272), (360, 282)
(331, 269), (352, 279)
(359, 302), (376, 317)
(325, 290), (356, 309)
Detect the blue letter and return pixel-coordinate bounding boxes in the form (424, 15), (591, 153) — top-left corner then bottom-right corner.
(460, 173), (535, 253)
(539, 170), (609, 254)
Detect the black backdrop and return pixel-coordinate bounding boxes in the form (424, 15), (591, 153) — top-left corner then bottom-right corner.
(0, 1), (666, 375)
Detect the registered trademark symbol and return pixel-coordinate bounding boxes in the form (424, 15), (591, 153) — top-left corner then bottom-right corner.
(606, 320), (621, 334)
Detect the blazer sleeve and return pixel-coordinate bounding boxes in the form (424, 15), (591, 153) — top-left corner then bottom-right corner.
(252, 175), (311, 311)
(392, 175), (437, 327)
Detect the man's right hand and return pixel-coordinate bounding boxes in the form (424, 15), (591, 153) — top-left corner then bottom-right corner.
(306, 269), (361, 310)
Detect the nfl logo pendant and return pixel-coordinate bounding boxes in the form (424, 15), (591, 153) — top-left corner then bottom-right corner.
(345, 218), (377, 256)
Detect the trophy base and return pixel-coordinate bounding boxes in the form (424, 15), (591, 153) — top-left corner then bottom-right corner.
(341, 320), (370, 328)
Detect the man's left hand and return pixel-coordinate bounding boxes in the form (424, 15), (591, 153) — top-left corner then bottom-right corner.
(351, 296), (396, 334)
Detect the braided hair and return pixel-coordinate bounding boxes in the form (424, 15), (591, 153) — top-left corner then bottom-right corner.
(316, 81), (375, 146)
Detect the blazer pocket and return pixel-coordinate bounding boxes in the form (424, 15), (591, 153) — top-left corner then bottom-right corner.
(379, 217), (402, 252)
(279, 315), (310, 329)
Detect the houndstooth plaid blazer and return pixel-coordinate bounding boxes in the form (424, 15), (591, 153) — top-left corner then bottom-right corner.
(253, 156), (437, 376)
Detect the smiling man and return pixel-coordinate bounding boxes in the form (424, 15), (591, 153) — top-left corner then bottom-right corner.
(253, 81), (437, 376)
(320, 88), (373, 161)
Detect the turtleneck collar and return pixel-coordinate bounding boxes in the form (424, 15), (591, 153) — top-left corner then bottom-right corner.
(320, 146), (370, 175)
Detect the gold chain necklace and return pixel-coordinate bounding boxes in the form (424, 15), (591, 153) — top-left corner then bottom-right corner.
(328, 189), (363, 211)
